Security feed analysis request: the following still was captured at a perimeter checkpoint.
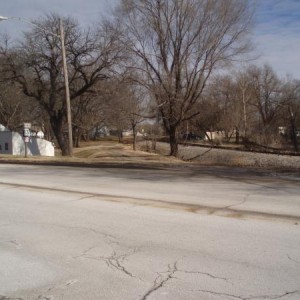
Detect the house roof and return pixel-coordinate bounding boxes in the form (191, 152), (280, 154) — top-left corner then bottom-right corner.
(0, 124), (9, 132)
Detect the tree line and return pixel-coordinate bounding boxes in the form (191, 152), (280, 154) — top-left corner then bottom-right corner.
(190, 65), (300, 152)
(0, 0), (299, 156)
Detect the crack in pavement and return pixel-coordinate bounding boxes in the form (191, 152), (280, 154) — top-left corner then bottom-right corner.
(10, 240), (22, 249)
(82, 248), (139, 279)
(140, 262), (178, 300)
(139, 261), (231, 300)
(46, 279), (78, 293)
(73, 245), (99, 259)
(223, 194), (251, 210)
(67, 195), (97, 202)
(0, 240), (22, 250)
(287, 254), (300, 264)
(35, 279), (79, 299)
(193, 289), (300, 300)
(1, 182), (300, 223)
(177, 269), (228, 281)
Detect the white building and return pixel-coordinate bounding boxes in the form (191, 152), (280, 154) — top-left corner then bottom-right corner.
(204, 130), (226, 141)
(122, 129), (145, 137)
(0, 125), (55, 157)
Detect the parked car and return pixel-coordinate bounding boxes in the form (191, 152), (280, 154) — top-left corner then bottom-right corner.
(182, 133), (202, 141)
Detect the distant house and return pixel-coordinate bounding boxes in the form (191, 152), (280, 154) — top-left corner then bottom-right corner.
(122, 129), (144, 137)
(204, 130), (238, 141)
(0, 124), (55, 157)
(278, 126), (287, 135)
(204, 130), (226, 141)
(90, 126), (110, 138)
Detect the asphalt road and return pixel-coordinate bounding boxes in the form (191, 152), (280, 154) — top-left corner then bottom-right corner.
(0, 164), (300, 300)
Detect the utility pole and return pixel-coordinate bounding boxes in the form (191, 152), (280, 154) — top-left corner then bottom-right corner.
(60, 18), (73, 156)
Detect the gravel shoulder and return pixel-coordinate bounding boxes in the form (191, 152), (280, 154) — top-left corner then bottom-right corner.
(146, 142), (300, 172)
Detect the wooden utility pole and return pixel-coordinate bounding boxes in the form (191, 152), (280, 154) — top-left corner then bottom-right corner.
(60, 18), (73, 156)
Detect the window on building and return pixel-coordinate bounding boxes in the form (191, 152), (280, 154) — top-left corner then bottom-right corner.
(5, 143), (8, 151)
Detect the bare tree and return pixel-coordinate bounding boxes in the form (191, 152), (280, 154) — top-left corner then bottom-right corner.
(0, 81), (23, 129)
(205, 75), (239, 143)
(72, 93), (104, 147)
(236, 71), (253, 139)
(0, 50), (40, 131)
(248, 64), (283, 144)
(115, 0), (254, 156)
(121, 83), (146, 150)
(102, 79), (146, 149)
(192, 97), (222, 142)
(214, 70), (256, 143)
(280, 79), (300, 152)
(0, 14), (123, 155)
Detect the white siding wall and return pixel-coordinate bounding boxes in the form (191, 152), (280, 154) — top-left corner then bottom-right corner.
(0, 132), (13, 154)
(11, 132), (25, 155)
(12, 132), (55, 156)
(0, 131), (54, 156)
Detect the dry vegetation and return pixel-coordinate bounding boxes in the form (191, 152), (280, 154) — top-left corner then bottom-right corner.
(0, 140), (182, 167)
(145, 141), (300, 171)
(1, 139), (299, 172)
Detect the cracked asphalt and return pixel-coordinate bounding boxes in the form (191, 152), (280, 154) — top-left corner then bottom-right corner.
(0, 164), (300, 299)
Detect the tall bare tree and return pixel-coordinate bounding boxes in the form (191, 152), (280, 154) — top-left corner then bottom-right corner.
(101, 78), (146, 149)
(0, 14), (122, 155)
(214, 70), (256, 143)
(116, 0), (254, 155)
(248, 64), (283, 144)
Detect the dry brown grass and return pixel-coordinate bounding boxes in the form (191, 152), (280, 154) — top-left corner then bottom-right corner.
(0, 140), (183, 167)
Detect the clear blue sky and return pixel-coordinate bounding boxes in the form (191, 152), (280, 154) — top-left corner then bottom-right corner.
(253, 0), (300, 79)
(0, 0), (299, 79)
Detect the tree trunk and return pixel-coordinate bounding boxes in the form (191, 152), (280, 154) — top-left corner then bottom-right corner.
(242, 87), (247, 138)
(74, 127), (82, 148)
(235, 127), (240, 144)
(118, 130), (123, 143)
(151, 136), (157, 151)
(132, 125), (137, 151)
(169, 126), (178, 156)
(204, 132), (212, 143)
(289, 109), (298, 152)
(50, 115), (69, 156)
(84, 129), (89, 142)
(290, 126), (298, 152)
(93, 125), (100, 140)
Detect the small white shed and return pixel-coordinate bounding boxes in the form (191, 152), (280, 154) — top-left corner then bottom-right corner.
(0, 125), (55, 157)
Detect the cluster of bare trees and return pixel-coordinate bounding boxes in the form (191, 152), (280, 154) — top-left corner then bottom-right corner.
(0, 14), (123, 155)
(189, 64), (300, 151)
(0, 0), (299, 156)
